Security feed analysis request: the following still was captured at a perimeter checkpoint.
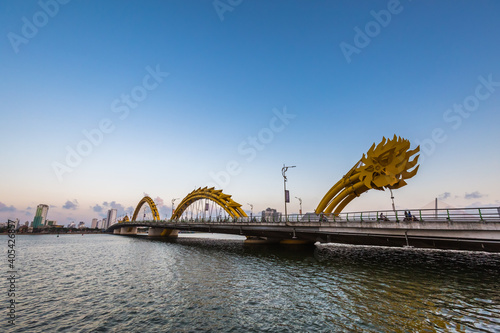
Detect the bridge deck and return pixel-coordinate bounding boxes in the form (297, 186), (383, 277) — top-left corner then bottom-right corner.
(109, 207), (500, 252)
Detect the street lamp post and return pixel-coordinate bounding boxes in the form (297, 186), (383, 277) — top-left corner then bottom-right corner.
(247, 203), (253, 220)
(295, 197), (302, 215)
(171, 198), (179, 219)
(282, 164), (296, 221)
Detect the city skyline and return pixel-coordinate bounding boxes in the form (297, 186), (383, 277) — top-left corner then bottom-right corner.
(1, 1), (500, 226)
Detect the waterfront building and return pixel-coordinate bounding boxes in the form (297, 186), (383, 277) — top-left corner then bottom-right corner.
(46, 220), (57, 226)
(78, 221), (86, 229)
(101, 218), (107, 229)
(68, 221), (76, 228)
(261, 207), (281, 221)
(106, 209), (117, 229)
(33, 204), (49, 228)
(91, 218), (98, 228)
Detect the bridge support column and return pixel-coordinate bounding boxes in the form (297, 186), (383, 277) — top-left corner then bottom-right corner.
(120, 227), (138, 235)
(244, 236), (280, 244)
(113, 228), (121, 234)
(280, 239), (313, 245)
(148, 227), (178, 238)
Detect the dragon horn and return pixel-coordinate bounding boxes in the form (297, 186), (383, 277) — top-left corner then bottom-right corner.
(401, 165), (419, 179)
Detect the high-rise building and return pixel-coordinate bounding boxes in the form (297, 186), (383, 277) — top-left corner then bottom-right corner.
(261, 207), (281, 221)
(33, 204), (49, 228)
(106, 209), (117, 229)
(101, 218), (107, 229)
(91, 218), (98, 228)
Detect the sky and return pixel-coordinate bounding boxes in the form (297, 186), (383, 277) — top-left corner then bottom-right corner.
(1, 0), (499, 226)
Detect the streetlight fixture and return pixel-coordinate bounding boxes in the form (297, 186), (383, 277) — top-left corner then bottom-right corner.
(295, 197), (302, 215)
(282, 164), (296, 221)
(171, 198), (179, 219)
(247, 203), (253, 219)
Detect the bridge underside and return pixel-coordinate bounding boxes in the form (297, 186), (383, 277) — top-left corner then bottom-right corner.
(109, 220), (500, 252)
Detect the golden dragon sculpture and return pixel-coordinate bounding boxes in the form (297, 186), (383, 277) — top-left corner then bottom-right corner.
(315, 135), (420, 216)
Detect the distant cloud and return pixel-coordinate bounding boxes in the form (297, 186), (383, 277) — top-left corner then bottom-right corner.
(143, 192), (150, 198)
(153, 196), (169, 218)
(93, 201), (132, 217)
(464, 191), (485, 200)
(154, 196), (165, 206)
(0, 202), (16, 212)
(63, 199), (79, 210)
(108, 201), (126, 212)
(438, 192), (451, 200)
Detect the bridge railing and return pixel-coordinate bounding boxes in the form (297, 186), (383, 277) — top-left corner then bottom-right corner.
(119, 207), (500, 226)
(320, 206), (500, 224)
(160, 206), (500, 225)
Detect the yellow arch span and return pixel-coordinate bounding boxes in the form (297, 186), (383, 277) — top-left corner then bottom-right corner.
(131, 196), (160, 221)
(172, 187), (247, 219)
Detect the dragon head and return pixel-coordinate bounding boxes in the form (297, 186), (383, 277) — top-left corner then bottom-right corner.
(359, 135), (420, 190)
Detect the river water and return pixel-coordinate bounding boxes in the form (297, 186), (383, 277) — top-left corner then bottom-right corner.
(3, 233), (500, 332)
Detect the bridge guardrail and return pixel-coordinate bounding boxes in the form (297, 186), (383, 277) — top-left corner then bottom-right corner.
(118, 207), (500, 226)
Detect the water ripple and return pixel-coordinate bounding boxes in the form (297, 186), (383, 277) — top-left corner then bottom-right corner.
(3, 235), (499, 332)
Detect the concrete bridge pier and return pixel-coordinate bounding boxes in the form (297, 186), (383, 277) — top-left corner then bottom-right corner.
(244, 236), (280, 244)
(113, 228), (121, 234)
(280, 239), (313, 245)
(120, 227), (138, 235)
(148, 227), (178, 238)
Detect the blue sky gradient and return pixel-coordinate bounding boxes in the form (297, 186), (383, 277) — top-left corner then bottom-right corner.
(1, 0), (499, 225)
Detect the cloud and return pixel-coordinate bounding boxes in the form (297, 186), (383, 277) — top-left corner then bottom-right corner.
(438, 192), (451, 200)
(154, 196), (165, 206)
(464, 191), (485, 200)
(63, 199), (79, 210)
(108, 201), (126, 212)
(153, 196), (170, 219)
(0, 202), (16, 212)
(93, 201), (133, 217)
